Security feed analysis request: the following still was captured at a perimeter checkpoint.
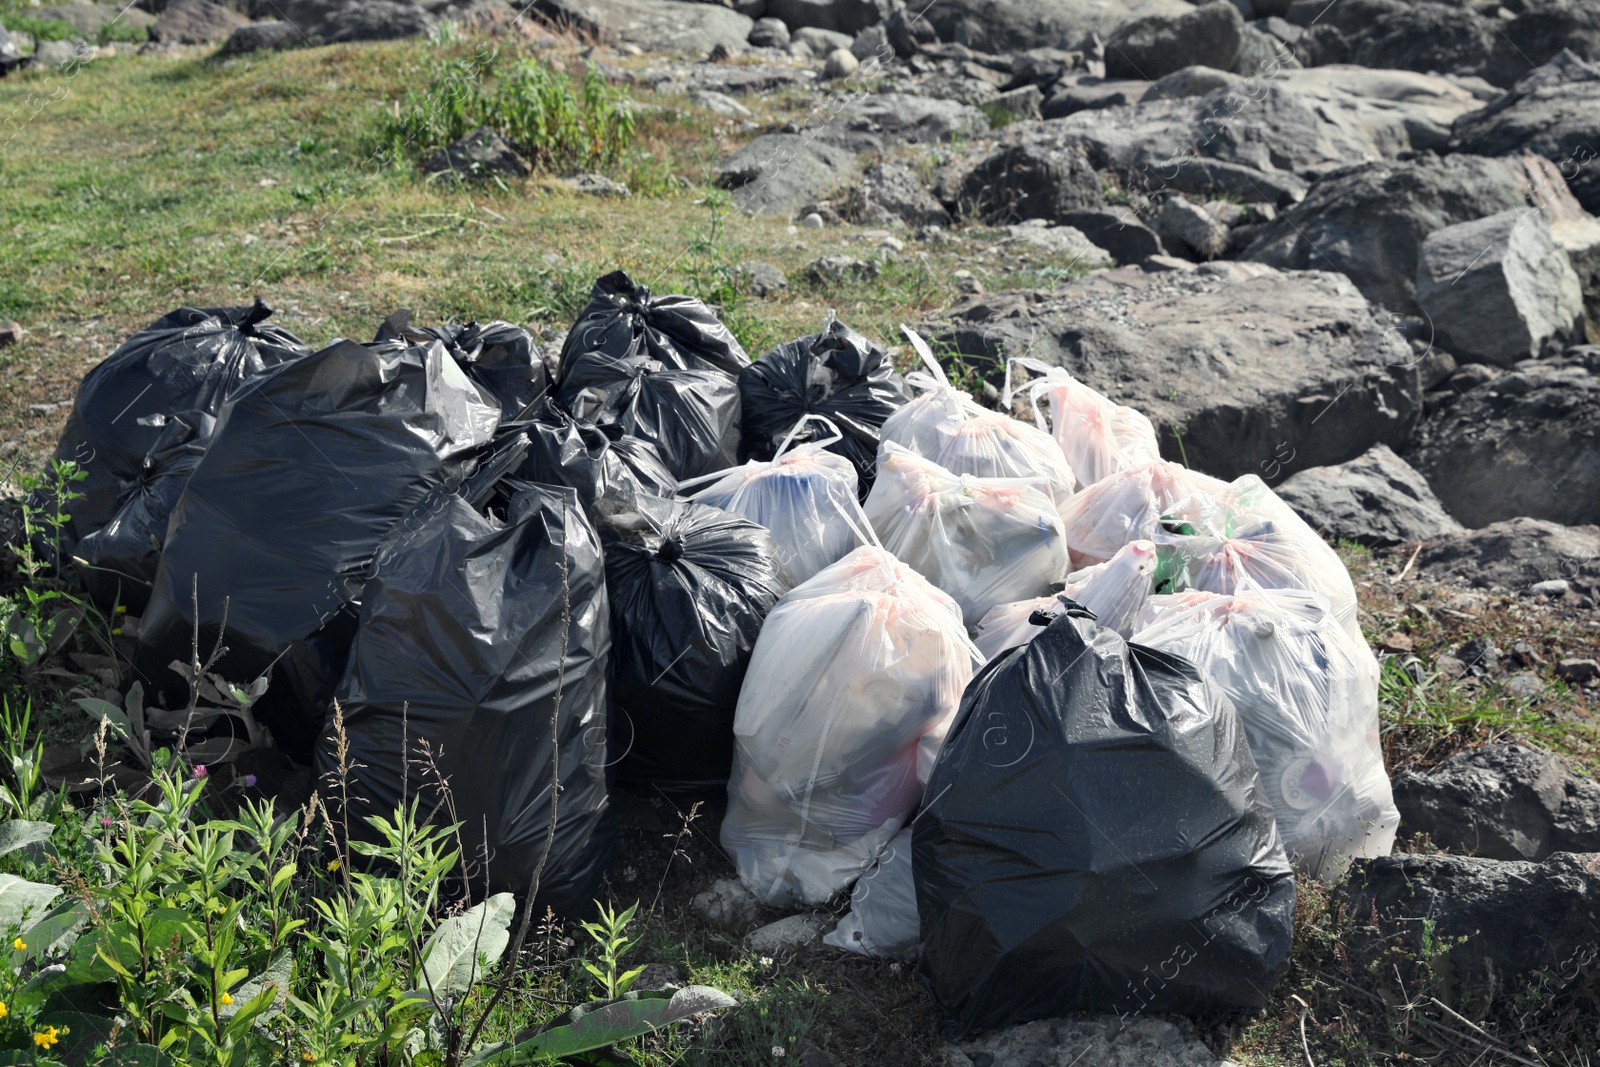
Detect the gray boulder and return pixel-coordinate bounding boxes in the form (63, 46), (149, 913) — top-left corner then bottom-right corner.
(1338, 851), (1600, 1020)
(1393, 745), (1600, 861)
(1553, 215), (1600, 342)
(31, 37), (92, 66)
(221, 19), (300, 51)
(1244, 153), (1584, 315)
(1040, 77), (1150, 118)
(1416, 208), (1586, 366)
(714, 132), (857, 216)
(924, 264), (1421, 480)
(883, 7), (934, 57)
(1394, 516), (1600, 591)
(955, 143), (1103, 225)
(1450, 51), (1600, 216)
(1105, 1), (1245, 81)
(1232, 22), (1299, 76)
(1274, 444), (1462, 546)
(1151, 195), (1228, 260)
(529, 0), (753, 52)
(850, 162), (949, 227)
(789, 25), (848, 55)
(151, 0), (248, 43)
(307, 0), (433, 42)
(746, 15), (787, 48)
(761, 0), (888, 34)
(1056, 207), (1165, 265)
(999, 221), (1114, 271)
(1142, 64), (1241, 103)
(0, 19), (20, 74)
(805, 254), (878, 284)
(1408, 346), (1600, 527)
(922, 0), (1190, 56)
(816, 93), (988, 153)
(421, 127), (530, 179)
(34, 2), (154, 34)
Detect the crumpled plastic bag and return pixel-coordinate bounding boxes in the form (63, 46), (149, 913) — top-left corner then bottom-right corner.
(823, 827), (917, 960)
(597, 494), (794, 797)
(134, 334), (502, 753)
(1132, 587), (1398, 880)
(971, 539), (1157, 659)
(721, 545), (982, 907)
(512, 399), (677, 517)
(375, 311), (548, 421)
(1154, 474), (1364, 648)
(866, 445), (1067, 627)
(48, 299), (307, 559)
(739, 319), (908, 497)
(878, 328), (1076, 517)
(319, 481), (613, 912)
(557, 269), (749, 381)
(684, 416), (872, 584)
(1057, 459), (1229, 571)
(1003, 356), (1160, 488)
(555, 350), (740, 480)
(915, 602), (1296, 1035)
(74, 413), (211, 615)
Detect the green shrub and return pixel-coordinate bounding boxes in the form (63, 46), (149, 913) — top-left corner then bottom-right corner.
(3, 16), (77, 44)
(375, 47), (636, 176)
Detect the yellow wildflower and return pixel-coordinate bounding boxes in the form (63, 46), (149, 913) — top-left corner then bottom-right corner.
(0, 1000), (9, 1018)
(11, 938), (24, 951)
(220, 992), (234, 1005)
(302, 1053), (316, 1063)
(34, 1026), (61, 1049)
(326, 858), (342, 873)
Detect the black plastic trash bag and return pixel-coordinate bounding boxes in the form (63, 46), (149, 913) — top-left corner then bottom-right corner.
(915, 602), (1296, 1036)
(318, 481), (614, 912)
(555, 351), (740, 480)
(374, 310), (548, 421)
(512, 399), (677, 515)
(134, 335), (502, 751)
(48, 300), (307, 557)
(598, 494), (794, 796)
(739, 320), (908, 496)
(557, 269), (749, 382)
(74, 413), (210, 615)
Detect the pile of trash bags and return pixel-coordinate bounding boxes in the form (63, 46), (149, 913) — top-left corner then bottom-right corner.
(45, 278), (1399, 1029)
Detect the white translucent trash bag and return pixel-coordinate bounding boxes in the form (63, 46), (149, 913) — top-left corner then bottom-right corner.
(866, 445), (1068, 627)
(1132, 587), (1398, 881)
(971, 539), (1157, 659)
(1154, 474), (1364, 648)
(722, 546), (983, 907)
(1004, 357), (1161, 488)
(823, 827), (917, 960)
(879, 328), (1078, 516)
(1058, 460), (1229, 571)
(683, 416), (871, 584)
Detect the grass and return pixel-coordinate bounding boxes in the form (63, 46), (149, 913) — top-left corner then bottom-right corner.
(2, 27), (1599, 1067)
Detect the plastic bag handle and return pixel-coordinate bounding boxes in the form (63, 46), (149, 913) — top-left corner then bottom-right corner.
(899, 324), (967, 418)
(1001, 356), (1064, 431)
(772, 413), (845, 462)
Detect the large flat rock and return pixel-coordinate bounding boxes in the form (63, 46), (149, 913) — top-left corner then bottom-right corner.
(1388, 516), (1600, 592)
(1408, 346), (1600, 527)
(1274, 444), (1462, 547)
(922, 0), (1191, 55)
(530, 0), (753, 52)
(923, 262), (1421, 482)
(713, 132), (858, 217)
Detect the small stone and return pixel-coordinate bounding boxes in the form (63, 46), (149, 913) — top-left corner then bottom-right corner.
(744, 913), (829, 954)
(1531, 578), (1570, 596)
(805, 254), (878, 284)
(915, 224), (949, 244)
(691, 89), (752, 118)
(569, 172), (630, 198)
(421, 127), (529, 180)
(1505, 671), (1545, 699)
(795, 1042), (835, 1067)
(823, 46), (858, 79)
(691, 878), (760, 930)
(1455, 638), (1501, 672)
(735, 261), (788, 297)
(1436, 655), (1468, 680)
(1142, 254), (1196, 272)
(707, 41), (733, 62)
(952, 269), (983, 295)
(1510, 641), (1543, 669)
(630, 963), (684, 992)
(1378, 633), (1414, 654)
(0, 322), (21, 348)
(800, 212), (824, 230)
(747, 16), (789, 49)
(1557, 658), (1600, 685)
